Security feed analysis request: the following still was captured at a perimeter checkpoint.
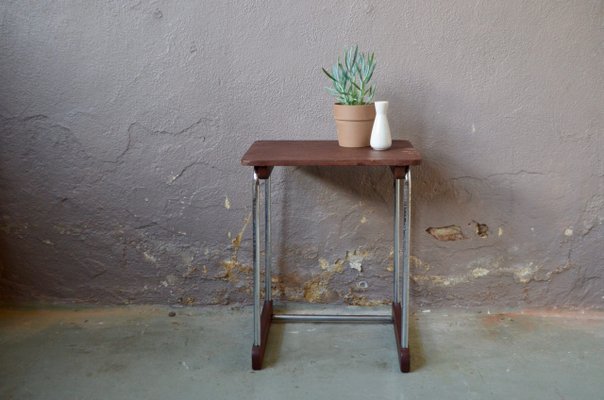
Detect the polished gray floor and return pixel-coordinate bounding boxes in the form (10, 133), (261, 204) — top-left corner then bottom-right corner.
(1, 304), (602, 400)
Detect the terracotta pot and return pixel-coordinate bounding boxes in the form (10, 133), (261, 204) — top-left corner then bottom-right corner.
(332, 104), (375, 147)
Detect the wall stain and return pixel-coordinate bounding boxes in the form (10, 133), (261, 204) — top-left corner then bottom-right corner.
(411, 257), (573, 287)
(344, 289), (389, 306)
(471, 220), (489, 238)
(303, 249), (367, 303)
(217, 213), (252, 284)
(426, 225), (466, 241)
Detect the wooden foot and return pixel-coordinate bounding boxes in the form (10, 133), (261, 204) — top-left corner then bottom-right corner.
(251, 300), (273, 370)
(392, 302), (411, 373)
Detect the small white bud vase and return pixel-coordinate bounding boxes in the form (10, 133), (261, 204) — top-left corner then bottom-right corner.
(370, 101), (392, 150)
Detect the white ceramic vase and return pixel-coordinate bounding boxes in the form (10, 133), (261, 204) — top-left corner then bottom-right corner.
(370, 101), (392, 150)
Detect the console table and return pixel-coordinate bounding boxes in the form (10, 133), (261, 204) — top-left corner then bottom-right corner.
(241, 140), (421, 372)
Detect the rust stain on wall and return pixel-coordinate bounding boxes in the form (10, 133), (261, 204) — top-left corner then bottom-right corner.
(303, 274), (339, 303)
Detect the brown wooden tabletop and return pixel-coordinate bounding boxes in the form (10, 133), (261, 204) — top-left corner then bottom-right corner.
(241, 140), (421, 167)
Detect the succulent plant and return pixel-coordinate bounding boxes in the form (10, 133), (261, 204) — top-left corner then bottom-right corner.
(322, 45), (376, 105)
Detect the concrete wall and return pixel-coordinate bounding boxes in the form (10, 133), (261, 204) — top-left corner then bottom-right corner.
(1, 1), (602, 308)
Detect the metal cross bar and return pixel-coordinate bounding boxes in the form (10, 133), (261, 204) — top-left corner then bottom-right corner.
(273, 314), (393, 323)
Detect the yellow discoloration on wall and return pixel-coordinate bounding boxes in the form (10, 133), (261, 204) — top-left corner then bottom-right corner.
(271, 275), (304, 301)
(303, 274), (338, 303)
(318, 257), (344, 273)
(217, 213), (253, 284)
(217, 259), (252, 283)
(344, 291), (389, 306)
(230, 213), (251, 250)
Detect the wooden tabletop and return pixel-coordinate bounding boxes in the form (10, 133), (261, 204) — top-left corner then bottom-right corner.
(241, 140), (421, 167)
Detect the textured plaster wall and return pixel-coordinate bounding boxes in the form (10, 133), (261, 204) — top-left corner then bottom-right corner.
(0, 1), (602, 308)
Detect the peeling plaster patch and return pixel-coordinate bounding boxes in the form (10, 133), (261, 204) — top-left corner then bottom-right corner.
(318, 257), (344, 273)
(143, 251), (157, 263)
(414, 257), (572, 287)
(564, 228), (573, 236)
(472, 268), (490, 278)
(360, 216), (367, 224)
(227, 231), (231, 239)
(426, 225), (466, 241)
(304, 250), (368, 303)
(498, 227), (503, 237)
(412, 257), (497, 287)
(512, 264), (538, 283)
(471, 221), (489, 238)
(348, 251), (366, 272)
(224, 196), (231, 210)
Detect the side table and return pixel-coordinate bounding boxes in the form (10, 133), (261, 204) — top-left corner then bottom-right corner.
(241, 140), (421, 372)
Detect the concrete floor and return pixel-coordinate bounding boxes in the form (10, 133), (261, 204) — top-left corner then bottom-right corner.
(0, 305), (602, 400)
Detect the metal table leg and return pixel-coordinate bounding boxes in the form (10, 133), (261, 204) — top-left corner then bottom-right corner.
(252, 172), (261, 347)
(392, 167), (412, 372)
(251, 171), (273, 370)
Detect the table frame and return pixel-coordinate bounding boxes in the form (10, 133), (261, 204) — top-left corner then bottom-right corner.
(249, 164), (413, 373)
(241, 140), (421, 372)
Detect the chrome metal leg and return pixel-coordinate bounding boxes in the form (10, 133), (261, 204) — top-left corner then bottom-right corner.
(393, 179), (401, 305)
(252, 172), (261, 346)
(264, 176), (272, 301)
(401, 168), (411, 348)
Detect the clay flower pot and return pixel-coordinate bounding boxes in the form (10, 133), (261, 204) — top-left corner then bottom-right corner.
(332, 104), (376, 147)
